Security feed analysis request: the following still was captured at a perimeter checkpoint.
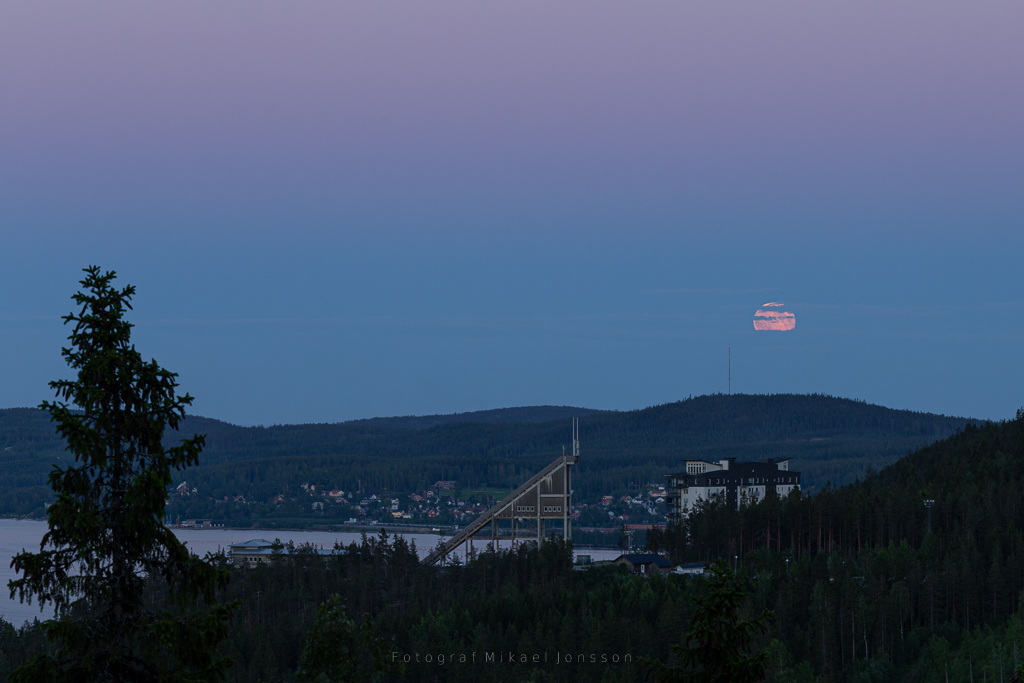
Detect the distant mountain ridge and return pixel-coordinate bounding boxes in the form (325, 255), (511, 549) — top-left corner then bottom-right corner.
(0, 395), (965, 445)
(341, 405), (610, 430)
(0, 394), (978, 518)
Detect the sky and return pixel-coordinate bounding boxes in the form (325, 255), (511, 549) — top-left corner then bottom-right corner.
(1, 1), (1022, 426)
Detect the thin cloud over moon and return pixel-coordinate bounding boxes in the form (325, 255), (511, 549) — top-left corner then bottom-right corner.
(753, 302), (796, 331)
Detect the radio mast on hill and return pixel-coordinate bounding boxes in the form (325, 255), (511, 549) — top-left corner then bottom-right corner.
(728, 346), (731, 395)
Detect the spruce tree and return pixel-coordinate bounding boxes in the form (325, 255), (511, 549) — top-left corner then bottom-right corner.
(643, 558), (772, 683)
(8, 266), (233, 682)
(296, 595), (397, 683)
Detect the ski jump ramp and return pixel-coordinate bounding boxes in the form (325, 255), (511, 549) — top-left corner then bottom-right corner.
(422, 421), (580, 566)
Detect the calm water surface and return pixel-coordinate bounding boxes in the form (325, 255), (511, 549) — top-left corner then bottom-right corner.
(1, 519), (617, 627)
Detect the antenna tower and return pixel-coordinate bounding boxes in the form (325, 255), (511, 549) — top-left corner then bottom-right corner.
(728, 346), (731, 395)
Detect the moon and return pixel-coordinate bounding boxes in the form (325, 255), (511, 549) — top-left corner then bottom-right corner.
(753, 302), (796, 331)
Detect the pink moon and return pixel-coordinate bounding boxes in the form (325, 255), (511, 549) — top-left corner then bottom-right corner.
(753, 302), (796, 331)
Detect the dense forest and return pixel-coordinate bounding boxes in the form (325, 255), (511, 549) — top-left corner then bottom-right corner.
(0, 394), (972, 522)
(4, 409), (1021, 682)
(648, 409), (1024, 680)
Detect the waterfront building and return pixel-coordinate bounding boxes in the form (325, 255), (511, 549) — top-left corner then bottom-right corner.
(665, 458), (800, 519)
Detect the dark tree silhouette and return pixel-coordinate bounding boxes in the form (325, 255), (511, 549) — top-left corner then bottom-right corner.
(8, 266), (234, 682)
(296, 595), (398, 683)
(644, 558), (772, 683)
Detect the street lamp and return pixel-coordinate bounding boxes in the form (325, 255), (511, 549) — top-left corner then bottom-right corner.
(924, 499), (935, 534)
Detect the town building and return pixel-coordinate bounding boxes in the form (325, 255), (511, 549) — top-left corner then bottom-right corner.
(665, 458), (800, 519)
(613, 553), (673, 575)
(229, 539), (339, 569)
(178, 518), (224, 529)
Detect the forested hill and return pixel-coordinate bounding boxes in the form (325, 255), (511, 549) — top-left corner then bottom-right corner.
(177, 393), (971, 493)
(863, 408), (1024, 494)
(0, 394), (975, 517)
(165, 404), (610, 457)
(344, 405), (610, 429)
(168, 393), (966, 463)
(843, 407), (1024, 551)
(648, 410), (1024, 680)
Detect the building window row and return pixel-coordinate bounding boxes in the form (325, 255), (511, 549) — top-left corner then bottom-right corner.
(667, 459), (801, 519)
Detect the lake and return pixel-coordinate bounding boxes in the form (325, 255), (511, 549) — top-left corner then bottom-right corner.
(1, 519), (619, 627)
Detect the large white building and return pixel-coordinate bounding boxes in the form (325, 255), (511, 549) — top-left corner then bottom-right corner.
(665, 458), (800, 519)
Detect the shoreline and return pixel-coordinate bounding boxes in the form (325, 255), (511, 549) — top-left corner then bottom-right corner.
(3, 518), (627, 549)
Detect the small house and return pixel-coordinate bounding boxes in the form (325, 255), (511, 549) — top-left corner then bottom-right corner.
(613, 553), (673, 575)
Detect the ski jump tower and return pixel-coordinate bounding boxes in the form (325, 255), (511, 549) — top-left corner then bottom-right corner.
(422, 419), (581, 566)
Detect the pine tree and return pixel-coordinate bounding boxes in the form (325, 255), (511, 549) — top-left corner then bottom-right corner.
(8, 266), (234, 682)
(296, 595), (397, 683)
(643, 558), (772, 683)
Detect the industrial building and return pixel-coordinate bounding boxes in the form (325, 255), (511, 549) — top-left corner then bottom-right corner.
(665, 458), (800, 519)
(228, 539), (337, 568)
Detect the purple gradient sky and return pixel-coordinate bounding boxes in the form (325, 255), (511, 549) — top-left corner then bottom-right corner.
(2, 1), (1022, 425)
